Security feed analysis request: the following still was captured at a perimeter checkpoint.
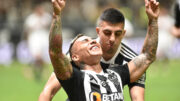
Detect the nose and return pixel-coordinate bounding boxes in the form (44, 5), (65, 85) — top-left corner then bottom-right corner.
(90, 39), (97, 45)
(109, 34), (115, 44)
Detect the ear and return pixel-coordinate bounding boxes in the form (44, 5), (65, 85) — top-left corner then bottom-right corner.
(96, 27), (100, 37)
(123, 30), (126, 37)
(71, 54), (80, 62)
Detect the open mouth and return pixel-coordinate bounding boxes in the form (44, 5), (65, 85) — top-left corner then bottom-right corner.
(90, 43), (102, 51)
(90, 45), (99, 50)
(88, 44), (102, 56)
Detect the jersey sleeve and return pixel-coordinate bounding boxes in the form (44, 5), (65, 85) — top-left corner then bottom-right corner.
(120, 43), (146, 88)
(57, 65), (83, 97)
(110, 64), (130, 87)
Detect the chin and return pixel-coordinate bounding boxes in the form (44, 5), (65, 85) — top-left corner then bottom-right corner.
(89, 53), (102, 61)
(90, 51), (102, 56)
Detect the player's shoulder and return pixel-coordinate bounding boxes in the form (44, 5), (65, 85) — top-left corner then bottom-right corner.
(119, 42), (137, 58)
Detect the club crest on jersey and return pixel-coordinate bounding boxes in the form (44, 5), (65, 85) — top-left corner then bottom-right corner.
(108, 72), (118, 81)
(106, 70), (118, 80)
(90, 92), (123, 101)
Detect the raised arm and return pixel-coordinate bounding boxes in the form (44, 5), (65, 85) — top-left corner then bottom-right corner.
(128, 0), (160, 83)
(49, 0), (72, 80)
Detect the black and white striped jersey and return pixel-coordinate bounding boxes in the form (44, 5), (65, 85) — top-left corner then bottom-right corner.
(66, 41), (146, 88)
(100, 42), (146, 88)
(59, 63), (130, 101)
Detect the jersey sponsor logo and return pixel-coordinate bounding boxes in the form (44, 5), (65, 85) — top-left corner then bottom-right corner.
(90, 92), (123, 101)
(90, 92), (101, 101)
(102, 92), (123, 101)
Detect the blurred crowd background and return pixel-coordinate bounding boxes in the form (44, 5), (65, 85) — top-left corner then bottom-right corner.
(1, 0), (180, 100)
(0, 0), (180, 66)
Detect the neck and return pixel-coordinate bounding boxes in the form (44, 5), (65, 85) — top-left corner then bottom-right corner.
(81, 63), (102, 73)
(102, 50), (116, 61)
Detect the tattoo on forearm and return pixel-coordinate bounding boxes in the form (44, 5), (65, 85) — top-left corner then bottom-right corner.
(49, 14), (72, 79)
(133, 19), (158, 68)
(142, 19), (158, 62)
(49, 14), (62, 53)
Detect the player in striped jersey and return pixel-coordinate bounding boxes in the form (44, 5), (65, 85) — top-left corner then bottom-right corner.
(39, 0), (159, 100)
(47, 0), (159, 100)
(99, 41), (146, 88)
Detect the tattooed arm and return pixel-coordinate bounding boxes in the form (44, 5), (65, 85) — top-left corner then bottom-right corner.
(128, 0), (160, 83)
(49, 0), (72, 80)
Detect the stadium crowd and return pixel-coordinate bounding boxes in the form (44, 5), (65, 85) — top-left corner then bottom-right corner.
(0, 0), (179, 66)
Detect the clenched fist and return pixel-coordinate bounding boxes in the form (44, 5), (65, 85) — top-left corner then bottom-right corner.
(52, 0), (66, 15)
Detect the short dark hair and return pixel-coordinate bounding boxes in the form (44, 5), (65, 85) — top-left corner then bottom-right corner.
(97, 8), (125, 26)
(68, 34), (84, 58)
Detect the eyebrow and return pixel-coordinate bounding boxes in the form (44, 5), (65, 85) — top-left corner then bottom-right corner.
(82, 38), (89, 41)
(103, 28), (123, 32)
(115, 30), (123, 33)
(79, 37), (93, 42)
(103, 29), (124, 34)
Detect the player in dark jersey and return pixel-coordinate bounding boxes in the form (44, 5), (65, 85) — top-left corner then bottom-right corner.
(39, 0), (159, 101)
(172, 0), (180, 38)
(44, 0), (159, 101)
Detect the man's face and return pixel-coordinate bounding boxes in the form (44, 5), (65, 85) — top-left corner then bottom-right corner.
(96, 21), (126, 55)
(71, 36), (102, 65)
